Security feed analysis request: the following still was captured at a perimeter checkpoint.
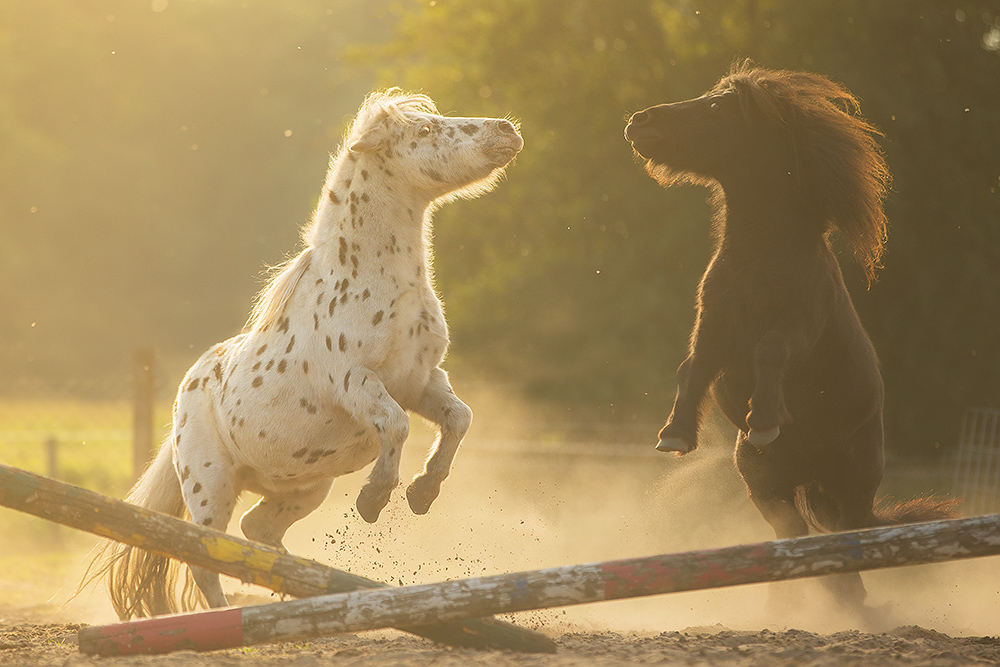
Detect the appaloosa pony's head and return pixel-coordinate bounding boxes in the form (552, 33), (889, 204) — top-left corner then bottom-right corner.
(625, 62), (891, 281)
(342, 89), (523, 204)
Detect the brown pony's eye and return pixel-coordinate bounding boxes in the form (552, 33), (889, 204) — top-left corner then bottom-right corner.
(710, 102), (720, 111)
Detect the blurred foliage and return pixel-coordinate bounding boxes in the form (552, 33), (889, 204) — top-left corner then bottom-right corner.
(363, 0), (1000, 456)
(1, 1), (998, 457)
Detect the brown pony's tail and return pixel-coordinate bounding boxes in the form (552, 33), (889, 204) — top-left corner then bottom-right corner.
(74, 440), (204, 619)
(794, 484), (961, 534)
(869, 496), (962, 527)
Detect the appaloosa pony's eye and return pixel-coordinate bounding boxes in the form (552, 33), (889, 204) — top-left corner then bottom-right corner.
(418, 125), (432, 137)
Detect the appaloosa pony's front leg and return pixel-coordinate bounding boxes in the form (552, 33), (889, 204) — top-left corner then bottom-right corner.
(406, 367), (472, 515)
(340, 365), (410, 524)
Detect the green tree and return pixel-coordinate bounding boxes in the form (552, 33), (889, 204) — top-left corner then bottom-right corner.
(365, 0), (1000, 455)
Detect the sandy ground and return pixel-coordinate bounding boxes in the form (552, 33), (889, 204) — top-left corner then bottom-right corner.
(3, 403), (1000, 665)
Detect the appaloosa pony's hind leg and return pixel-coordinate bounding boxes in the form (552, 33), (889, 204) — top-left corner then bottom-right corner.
(406, 367), (473, 515)
(173, 404), (241, 608)
(240, 479), (334, 550)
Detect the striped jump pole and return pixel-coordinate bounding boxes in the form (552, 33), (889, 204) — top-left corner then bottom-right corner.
(80, 514), (1000, 656)
(0, 463), (555, 653)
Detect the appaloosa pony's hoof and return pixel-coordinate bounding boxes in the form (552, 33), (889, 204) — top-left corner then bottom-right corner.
(406, 476), (441, 515)
(748, 426), (781, 446)
(355, 487), (389, 524)
(656, 437), (695, 454)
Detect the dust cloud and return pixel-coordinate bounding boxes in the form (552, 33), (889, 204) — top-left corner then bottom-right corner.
(49, 388), (1000, 637)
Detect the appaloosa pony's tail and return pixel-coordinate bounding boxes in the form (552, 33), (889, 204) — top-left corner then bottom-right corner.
(77, 441), (203, 619)
(794, 484), (960, 534)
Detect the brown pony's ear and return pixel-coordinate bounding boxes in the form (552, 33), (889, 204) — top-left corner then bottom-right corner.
(349, 125), (387, 154)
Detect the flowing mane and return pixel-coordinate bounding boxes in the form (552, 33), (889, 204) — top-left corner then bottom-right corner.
(246, 90), (441, 333)
(717, 62), (891, 282)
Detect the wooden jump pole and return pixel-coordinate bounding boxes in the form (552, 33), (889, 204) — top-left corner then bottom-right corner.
(79, 514), (1000, 656)
(0, 463), (555, 653)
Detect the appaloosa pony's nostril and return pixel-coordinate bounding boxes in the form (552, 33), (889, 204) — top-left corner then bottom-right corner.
(496, 119), (517, 134)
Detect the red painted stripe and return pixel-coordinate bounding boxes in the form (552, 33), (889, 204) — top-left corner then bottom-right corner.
(82, 607), (245, 656)
(601, 545), (769, 600)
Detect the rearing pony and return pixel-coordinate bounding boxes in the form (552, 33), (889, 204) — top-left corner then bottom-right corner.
(87, 90), (522, 618)
(625, 64), (955, 610)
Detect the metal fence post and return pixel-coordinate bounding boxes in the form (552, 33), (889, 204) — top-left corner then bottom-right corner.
(132, 348), (156, 482)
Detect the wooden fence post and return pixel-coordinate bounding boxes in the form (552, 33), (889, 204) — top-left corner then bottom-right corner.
(132, 348), (155, 481)
(44, 435), (58, 479)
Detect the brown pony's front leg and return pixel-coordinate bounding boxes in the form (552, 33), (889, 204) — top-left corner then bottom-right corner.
(657, 352), (719, 454)
(746, 329), (798, 446)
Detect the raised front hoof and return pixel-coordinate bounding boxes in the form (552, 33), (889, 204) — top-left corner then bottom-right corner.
(748, 426), (781, 446)
(656, 437), (695, 455)
(406, 477), (441, 515)
(355, 488), (389, 524)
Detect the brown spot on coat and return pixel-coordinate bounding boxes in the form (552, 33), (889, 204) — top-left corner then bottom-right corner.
(339, 333), (346, 352)
(372, 311), (384, 326)
(329, 190), (341, 204)
(192, 482), (202, 493)
(252, 376), (263, 388)
(256, 344), (267, 355)
(292, 447), (307, 458)
(344, 370), (351, 392)
(277, 359), (287, 373)
(339, 237), (348, 264)
(285, 336), (296, 354)
(187, 379), (200, 392)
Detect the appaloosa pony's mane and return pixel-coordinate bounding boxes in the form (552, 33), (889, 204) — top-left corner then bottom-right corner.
(246, 90), (441, 334)
(717, 63), (891, 282)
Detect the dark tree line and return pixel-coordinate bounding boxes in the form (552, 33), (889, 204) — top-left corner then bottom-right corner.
(2, 1), (998, 457)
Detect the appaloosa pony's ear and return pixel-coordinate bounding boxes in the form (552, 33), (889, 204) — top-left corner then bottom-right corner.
(349, 125), (387, 154)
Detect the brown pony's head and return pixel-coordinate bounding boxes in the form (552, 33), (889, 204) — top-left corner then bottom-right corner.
(626, 62), (891, 281)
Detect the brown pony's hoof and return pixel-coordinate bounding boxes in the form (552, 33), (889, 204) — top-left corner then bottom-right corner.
(748, 426), (781, 446)
(656, 437), (694, 454)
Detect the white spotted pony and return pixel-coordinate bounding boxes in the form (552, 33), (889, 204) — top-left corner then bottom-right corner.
(89, 90), (523, 618)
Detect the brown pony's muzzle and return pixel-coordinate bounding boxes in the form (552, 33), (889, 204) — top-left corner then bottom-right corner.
(625, 108), (667, 160)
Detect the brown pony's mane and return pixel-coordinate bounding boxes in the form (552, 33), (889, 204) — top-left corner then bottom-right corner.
(718, 62), (891, 282)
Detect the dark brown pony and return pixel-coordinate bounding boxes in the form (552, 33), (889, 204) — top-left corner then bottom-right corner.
(625, 63), (956, 611)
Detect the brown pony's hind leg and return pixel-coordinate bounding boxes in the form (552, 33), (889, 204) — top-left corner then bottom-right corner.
(803, 418), (886, 616)
(734, 433), (809, 539)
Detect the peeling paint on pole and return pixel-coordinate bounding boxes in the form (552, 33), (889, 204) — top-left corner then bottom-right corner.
(79, 514), (1000, 656)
